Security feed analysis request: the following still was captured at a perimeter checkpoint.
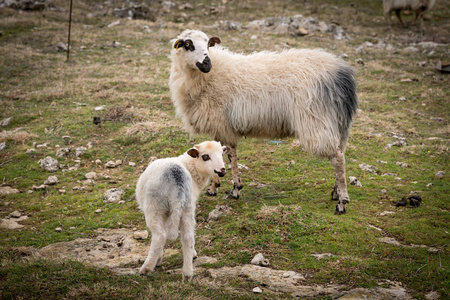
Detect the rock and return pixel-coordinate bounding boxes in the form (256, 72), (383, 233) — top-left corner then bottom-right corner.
(39, 156), (59, 172)
(10, 211), (22, 218)
(253, 287), (262, 294)
(0, 142), (5, 151)
(379, 237), (401, 247)
(44, 175), (58, 185)
(425, 291), (440, 300)
(359, 163), (377, 174)
(115, 160), (122, 166)
(32, 184), (47, 190)
(25, 148), (36, 154)
(75, 147), (87, 158)
(105, 161), (117, 168)
(435, 171), (445, 178)
(349, 176), (362, 187)
(55, 42), (68, 52)
(337, 285), (414, 300)
(311, 253), (334, 260)
(133, 230), (149, 240)
(104, 188), (124, 203)
(208, 205), (232, 221)
(56, 148), (71, 157)
(128, 162), (136, 167)
(193, 256), (218, 267)
(0, 215), (28, 229)
(95, 159), (102, 164)
(427, 247), (440, 254)
(0, 186), (20, 195)
(85, 172), (97, 180)
(55, 227), (63, 232)
(380, 211), (395, 216)
(396, 162), (409, 168)
(0, 117), (12, 126)
(95, 209), (102, 213)
(380, 189), (387, 194)
(251, 253), (269, 266)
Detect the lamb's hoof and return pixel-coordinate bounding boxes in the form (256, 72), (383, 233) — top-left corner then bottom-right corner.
(139, 267), (153, 276)
(182, 273), (193, 282)
(205, 188), (217, 197)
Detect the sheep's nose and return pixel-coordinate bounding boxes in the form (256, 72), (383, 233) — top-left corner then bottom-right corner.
(196, 56), (212, 73)
(214, 168), (226, 177)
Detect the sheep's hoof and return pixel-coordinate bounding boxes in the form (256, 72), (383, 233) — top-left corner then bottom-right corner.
(182, 273), (193, 282)
(139, 267), (154, 276)
(205, 188), (217, 196)
(334, 205), (346, 215)
(228, 188), (240, 199)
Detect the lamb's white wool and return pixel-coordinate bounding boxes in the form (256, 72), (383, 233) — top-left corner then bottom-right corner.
(383, 0), (436, 27)
(169, 30), (358, 215)
(136, 141), (227, 280)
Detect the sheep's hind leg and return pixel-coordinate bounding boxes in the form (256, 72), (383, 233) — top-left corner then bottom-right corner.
(228, 147), (243, 199)
(180, 211), (196, 281)
(206, 174), (220, 196)
(139, 221), (167, 275)
(329, 149), (349, 215)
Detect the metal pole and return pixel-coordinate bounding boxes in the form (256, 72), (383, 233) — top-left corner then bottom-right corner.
(67, 0), (73, 61)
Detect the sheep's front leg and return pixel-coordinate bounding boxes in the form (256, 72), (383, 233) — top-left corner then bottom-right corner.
(180, 211), (196, 281)
(395, 9), (405, 27)
(206, 174), (220, 196)
(228, 146), (243, 199)
(139, 221), (166, 275)
(329, 149), (349, 215)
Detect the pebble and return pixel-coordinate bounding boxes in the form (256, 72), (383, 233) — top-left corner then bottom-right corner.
(133, 230), (149, 240)
(44, 175), (58, 185)
(95, 209), (102, 213)
(129, 162), (136, 167)
(105, 161), (117, 168)
(10, 211), (22, 218)
(85, 172), (97, 180)
(252, 287), (262, 294)
(55, 227), (63, 232)
(435, 171), (445, 178)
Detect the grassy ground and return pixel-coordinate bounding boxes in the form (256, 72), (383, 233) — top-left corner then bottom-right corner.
(0, 0), (449, 299)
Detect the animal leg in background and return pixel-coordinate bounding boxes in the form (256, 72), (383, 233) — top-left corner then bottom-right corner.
(395, 9), (406, 26)
(228, 146), (243, 199)
(139, 219), (167, 275)
(329, 149), (350, 215)
(206, 174), (221, 196)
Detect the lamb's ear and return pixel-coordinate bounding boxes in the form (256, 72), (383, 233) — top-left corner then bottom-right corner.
(187, 148), (199, 158)
(174, 39), (185, 50)
(222, 146), (230, 154)
(208, 37), (221, 47)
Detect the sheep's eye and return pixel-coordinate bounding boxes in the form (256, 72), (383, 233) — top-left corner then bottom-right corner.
(184, 39), (195, 51)
(202, 154), (210, 161)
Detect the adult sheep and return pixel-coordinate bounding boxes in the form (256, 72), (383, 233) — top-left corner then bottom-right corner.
(169, 30), (358, 215)
(383, 0), (436, 28)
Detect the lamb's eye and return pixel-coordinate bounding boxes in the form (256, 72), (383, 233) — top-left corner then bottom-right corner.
(202, 154), (210, 161)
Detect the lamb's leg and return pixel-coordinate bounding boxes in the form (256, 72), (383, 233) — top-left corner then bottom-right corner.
(206, 174), (220, 196)
(228, 146), (243, 199)
(329, 149), (349, 215)
(180, 212), (196, 281)
(395, 9), (405, 27)
(139, 220), (166, 275)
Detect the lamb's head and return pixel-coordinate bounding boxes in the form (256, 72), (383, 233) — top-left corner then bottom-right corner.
(187, 141), (229, 177)
(173, 30), (221, 73)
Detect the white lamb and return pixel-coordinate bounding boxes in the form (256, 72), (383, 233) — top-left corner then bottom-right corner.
(383, 0), (436, 28)
(169, 30), (358, 215)
(136, 141), (228, 280)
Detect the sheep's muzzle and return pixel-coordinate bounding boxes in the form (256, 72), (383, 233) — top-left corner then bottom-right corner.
(196, 56), (212, 73)
(214, 168), (226, 177)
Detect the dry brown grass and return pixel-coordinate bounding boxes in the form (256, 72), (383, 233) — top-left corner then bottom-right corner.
(0, 130), (37, 144)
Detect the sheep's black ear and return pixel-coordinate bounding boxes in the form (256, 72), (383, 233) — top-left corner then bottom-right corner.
(187, 148), (199, 158)
(208, 37), (221, 47)
(174, 39), (185, 50)
(222, 146), (230, 154)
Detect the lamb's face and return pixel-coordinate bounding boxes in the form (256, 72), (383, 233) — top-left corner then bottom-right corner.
(173, 30), (221, 73)
(187, 141), (229, 177)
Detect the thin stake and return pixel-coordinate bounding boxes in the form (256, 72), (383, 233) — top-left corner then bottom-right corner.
(67, 0), (73, 61)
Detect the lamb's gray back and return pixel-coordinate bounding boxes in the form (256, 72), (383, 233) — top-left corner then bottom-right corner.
(136, 158), (193, 213)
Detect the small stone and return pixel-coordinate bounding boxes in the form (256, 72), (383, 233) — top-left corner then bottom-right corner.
(251, 253), (270, 266)
(133, 230), (149, 240)
(95, 209), (102, 213)
(32, 184), (47, 190)
(9, 211), (22, 218)
(75, 147), (87, 158)
(104, 188), (124, 203)
(349, 176), (362, 187)
(359, 163), (377, 174)
(55, 227), (63, 232)
(95, 159), (102, 164)
(25, 148), (36, 154)
(0, 142), (5, 151)
(56, 148), (71, 157)
(0, 117), (12, 126)
(435, 171), (445, 178)
(129, 162), (136, 167)
(311, 253), (334, 260)
(427, 247), (440, 254)
(44, 175), (58, 185)
(115, 160), (122, 165)
(105, 161), (117, 168)
(380, 189), (387, 194)
(118, 200), (125, 204)
(252, 287), (262, 294)
(39, 156), (59, 172)
(85, 172), (97, 180)
(379, 237), (401, 246)
(0, 186), (20, 195)
(426, 183), (433, 188)
(69, 226), (76, 230)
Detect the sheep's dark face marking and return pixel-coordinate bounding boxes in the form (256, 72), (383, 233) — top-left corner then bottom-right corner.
(173, 31), (221, 74)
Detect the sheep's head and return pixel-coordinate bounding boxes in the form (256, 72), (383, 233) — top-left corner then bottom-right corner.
(187, 141), (229, 177)
(173, 30), (221, 73)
